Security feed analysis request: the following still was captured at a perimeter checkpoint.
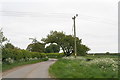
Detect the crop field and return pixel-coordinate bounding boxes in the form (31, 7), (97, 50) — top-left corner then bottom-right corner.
(49, 55), (119, 78)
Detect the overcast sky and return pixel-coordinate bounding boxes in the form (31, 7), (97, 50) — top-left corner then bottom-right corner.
(0, 0), (119, 53)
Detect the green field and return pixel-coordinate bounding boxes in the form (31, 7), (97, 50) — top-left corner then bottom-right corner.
(49, 55), (118, 78)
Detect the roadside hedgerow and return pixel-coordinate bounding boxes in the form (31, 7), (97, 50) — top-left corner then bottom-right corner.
(2, 48), (47, 64)
(2, 48), (64, 64)
(46, 53), (64, 58)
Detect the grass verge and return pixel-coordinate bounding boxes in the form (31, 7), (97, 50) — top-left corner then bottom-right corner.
(49, 55), (118, 78)
(2, 58), (48, 72)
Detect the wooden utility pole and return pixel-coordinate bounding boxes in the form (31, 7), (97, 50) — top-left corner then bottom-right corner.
(72, 14), (78, 58)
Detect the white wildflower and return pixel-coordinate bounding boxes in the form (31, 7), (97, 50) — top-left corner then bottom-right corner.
(62, 56), (86, 60)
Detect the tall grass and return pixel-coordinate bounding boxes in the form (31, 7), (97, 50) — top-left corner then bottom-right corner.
(49, 55), (118, 78)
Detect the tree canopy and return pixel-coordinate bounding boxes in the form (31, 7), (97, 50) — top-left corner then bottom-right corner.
(0, 29), (7, 45)
(45, 43), (60, 53)
(4, 43), (15, 49)
(42, 31), (90, 56)
(26, 42), (45, 53)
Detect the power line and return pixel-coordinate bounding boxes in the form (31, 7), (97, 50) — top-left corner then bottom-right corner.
(0, 11), (117, 26)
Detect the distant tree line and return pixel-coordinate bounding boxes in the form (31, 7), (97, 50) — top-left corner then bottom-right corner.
(1, 29), (90, 56)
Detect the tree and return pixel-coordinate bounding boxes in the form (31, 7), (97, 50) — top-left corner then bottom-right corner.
(0, 29), (8, 55)
(45, 43), (60, 53)
(42, 31), (90, 56)
(4, 43), (15, 49)
(29, 38), (38, 43)
(0, 29), (7, 46)
(26, 42), (45, 53)
(77, 44), (90, 56)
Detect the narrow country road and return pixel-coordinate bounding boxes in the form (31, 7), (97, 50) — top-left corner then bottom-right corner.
(2, 59), (57, 78)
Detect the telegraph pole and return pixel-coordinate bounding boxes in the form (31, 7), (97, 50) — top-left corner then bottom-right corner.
(72, 14), (78, 58)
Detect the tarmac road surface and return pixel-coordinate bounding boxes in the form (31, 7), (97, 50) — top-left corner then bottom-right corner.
(2, 59), (57, 78)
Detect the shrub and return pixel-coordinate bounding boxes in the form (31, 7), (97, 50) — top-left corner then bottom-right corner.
(46, 53), (64, 58)
(106, 52), (110, 55)
(2, 48), (47, 64)
(2, 48), (64, 64)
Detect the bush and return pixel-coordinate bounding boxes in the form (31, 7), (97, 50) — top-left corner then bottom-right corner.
(106, 52), (110, 55)
(2, 48), (48, 64)
(2, 48), (64, 64)
(46, 53), (64, 58)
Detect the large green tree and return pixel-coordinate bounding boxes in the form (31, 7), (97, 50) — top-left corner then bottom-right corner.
(4, 43), (15, 49)
(42, 31), (90, 56)
(0, 29), (7, 46)
(0, 29), (8, 55)
(26, 42), (45, 53)
(45, 43), (60, 53)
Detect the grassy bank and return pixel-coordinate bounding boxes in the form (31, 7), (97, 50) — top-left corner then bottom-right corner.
(2, 58), (48, 72)
(49, 55), (118, 78)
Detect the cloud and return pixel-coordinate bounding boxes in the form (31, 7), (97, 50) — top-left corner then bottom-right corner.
(0, 0), (118, 53)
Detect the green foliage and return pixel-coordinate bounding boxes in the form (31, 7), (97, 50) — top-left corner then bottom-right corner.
(4, 43), (15, 49)
(0, 29), (7, 51)
(0, 29), (7, 44)
(62, 35), (74, 56)
(77, 44), (90, 56)
(2, 48), (46, 64)
(46, 53), (64, 58)
(2, 48), (64, 64)
(42, 31), (90, 56)
(42, 31), (65, 44)
(45, 43), (60, 53)
(26, 42), (45, 53)
(49, 56), (118, 78)
(106, 52), (110, 55)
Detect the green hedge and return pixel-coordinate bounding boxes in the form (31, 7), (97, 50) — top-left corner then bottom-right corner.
(2, 48), (64, 64)
(45, 53), (64, 58)
(2, 48), (47, 64)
